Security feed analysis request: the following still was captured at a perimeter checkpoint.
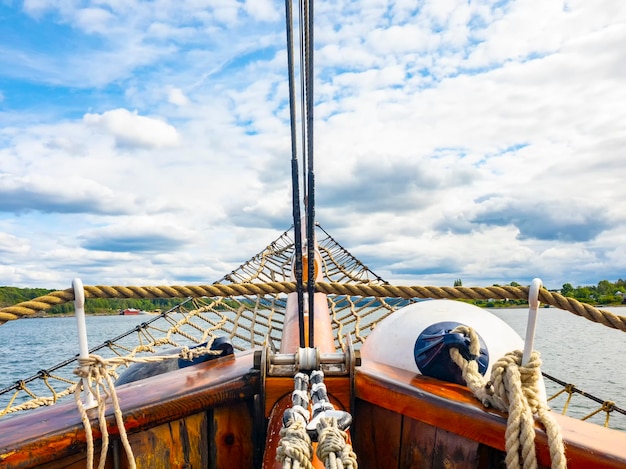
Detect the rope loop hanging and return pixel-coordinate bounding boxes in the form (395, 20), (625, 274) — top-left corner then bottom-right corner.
(73, 354), (136, 469)
(449, 327), (566, 469)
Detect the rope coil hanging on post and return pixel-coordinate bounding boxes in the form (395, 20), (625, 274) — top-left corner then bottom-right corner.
(449, 326), (566, 469)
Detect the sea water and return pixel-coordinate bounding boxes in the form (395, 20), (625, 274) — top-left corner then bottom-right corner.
(0, 307), (624, 430)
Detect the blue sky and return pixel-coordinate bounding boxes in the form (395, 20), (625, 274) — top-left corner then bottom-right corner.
(0, 0), (625, 290)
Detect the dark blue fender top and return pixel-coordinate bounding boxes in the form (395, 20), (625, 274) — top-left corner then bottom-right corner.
(414, 321), (488, 386)
(116, 337), (234, 386)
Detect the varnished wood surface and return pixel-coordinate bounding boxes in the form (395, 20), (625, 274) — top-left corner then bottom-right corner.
(356, 359), (626, 469)
(360, 402), (551, 469)
(280, 292), (336, 353)
(210, 401), (255, 468)
(353, 399), (490, 469)
(353, 401), (402, 467)
(398, 415), (437, 467)
(0, 350), (259, 468)
(124, 412), (208, 468)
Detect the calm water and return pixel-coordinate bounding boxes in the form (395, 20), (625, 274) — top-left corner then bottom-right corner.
(0, 307), (624, 429)
(490, 306), (626, 430)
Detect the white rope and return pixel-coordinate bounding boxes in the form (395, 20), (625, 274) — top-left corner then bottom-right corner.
(277, 372), (314, 469)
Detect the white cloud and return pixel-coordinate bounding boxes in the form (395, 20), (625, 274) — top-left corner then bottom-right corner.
(167, 87), (191, 106)
(0, 232), (30, 255)
(244, 0), (280, 22)
(74, 7), (116, 34)
(0, 173), (140, 215)
(83, 109), (180, 149)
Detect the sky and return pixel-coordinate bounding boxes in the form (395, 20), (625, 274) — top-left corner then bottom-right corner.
(0, 0), (625, 291)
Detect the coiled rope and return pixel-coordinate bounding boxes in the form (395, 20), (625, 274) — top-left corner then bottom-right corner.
(2, 282), (625, 333)
(450, 325), (566, 469)
(72, 345), (220, 469)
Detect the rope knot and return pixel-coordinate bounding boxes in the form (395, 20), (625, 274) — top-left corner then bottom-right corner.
(276, 419), (314, 469)
(316, 417), (346, 456)
(316, 417), (358, 469)
(449, 328), (565, 469)
(75, 354), (111, 381)
(179, 346), (193, 361)
(602, 401), (615, 413)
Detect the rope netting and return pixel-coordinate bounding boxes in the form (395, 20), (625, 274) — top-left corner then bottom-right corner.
(0, 225), (624, 429)
(0, 227), (402, 419)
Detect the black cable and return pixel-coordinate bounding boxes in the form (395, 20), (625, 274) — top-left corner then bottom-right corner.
(304, 0), (315, 348)
(284, 0), (306, 348)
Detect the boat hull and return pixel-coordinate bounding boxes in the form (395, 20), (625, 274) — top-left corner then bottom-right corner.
(2, 348), (626, 468)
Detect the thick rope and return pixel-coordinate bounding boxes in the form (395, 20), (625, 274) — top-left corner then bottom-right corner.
(277, 373), (314, 469)
(2, 282), (624, 333)
(316, 417), (358, 469)
(449, 326), (566, 469)
(277, 371), (357, 469)
(309, 370), (357, 469)
(277, 419), (315, 469)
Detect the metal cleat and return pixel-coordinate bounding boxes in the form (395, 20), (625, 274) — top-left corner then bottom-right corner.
(305, 369), (353, 440)
(306, 408), (352, 440)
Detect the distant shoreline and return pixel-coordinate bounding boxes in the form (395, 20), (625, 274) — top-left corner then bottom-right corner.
(23, 311), (159, 318)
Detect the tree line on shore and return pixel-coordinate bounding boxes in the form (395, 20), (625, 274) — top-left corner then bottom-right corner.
(452, 278), (626, 308)
(0, 286), (188, 315)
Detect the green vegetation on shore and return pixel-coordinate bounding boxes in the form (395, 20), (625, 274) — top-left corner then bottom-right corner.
(454, 279), (626, 308)
(0, 286), (187, 316)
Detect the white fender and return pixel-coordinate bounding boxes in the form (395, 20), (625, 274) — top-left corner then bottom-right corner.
(361, 300), (526, 379)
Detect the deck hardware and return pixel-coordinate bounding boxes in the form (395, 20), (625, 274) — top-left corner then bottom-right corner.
(73, 278), (96, 409)
(305, 370), (352, 441)
(254, 347), (358, 377)
(523, 277), (542, 366)
(297, 347), (319, 370)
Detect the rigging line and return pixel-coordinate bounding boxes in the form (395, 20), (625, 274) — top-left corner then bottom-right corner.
(298, 0), (308, 202)
(285, 0), (306, 349)
(304, 0), (316, 348)
(0, 298), (194, 395)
